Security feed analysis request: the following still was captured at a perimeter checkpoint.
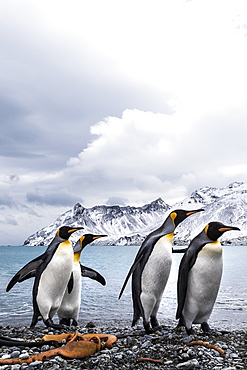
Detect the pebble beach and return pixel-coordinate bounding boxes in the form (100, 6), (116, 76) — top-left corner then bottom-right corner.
(0, 323), (246, 370)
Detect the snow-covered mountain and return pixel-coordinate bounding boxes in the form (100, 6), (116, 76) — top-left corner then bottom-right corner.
(173, 181), (246, 245)
(23, 198), (171, 246)
(23, 182), (247, 246)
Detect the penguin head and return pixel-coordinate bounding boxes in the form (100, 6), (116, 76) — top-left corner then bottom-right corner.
(170, 209), (204, 228)
(204, 222), (240, 241)
(56, 226), (84, 240)
(73, 234), (107, 253)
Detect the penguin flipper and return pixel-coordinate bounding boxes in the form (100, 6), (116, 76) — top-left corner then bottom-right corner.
(18, 271), (36, 282)
(67, 273), (74, 294)
(118, 238), (156, 299)
(176, 257), (189, 320)
(131, 265), (143, 327)
(172, 247), (188, 253)
(176, 239), (205, 319)
(6, 253), (46, 292)
(80, 264), (106, 286)
(118, 256), (144, 299)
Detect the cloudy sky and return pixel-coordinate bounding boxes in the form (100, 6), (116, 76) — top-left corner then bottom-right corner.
(1, 0), (247, 245)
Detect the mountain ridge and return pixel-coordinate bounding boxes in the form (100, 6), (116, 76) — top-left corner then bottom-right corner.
(23, 182), (247, 246)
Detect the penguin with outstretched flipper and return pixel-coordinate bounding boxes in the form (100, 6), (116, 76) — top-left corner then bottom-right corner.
(7, 226), (84, 329)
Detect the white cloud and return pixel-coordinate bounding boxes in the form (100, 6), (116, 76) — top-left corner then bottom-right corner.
(67, 109), (178, 178)
(64, 106), (247, 207)
(1, 0), (247, 244)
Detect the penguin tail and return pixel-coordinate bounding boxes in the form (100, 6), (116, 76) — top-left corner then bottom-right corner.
(30, 312), (39, 328)
(176, 317), (184, 328)
(176, 304), (183, 320)
(131, 317), (139, 327)
(175, 310), (181, 320)
(30, 318), (37, 328)
(131, 311), (141, 327)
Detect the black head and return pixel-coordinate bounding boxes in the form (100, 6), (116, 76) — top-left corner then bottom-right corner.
(80, 234), (107, 247)
(74, 234), (107, 252)
(170, 208), (204, 227)
(56, 226), (84, 240)
(204, 222), (240, 241)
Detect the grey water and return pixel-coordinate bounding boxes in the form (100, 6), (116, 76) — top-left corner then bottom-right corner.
(0, 245), (246, 331)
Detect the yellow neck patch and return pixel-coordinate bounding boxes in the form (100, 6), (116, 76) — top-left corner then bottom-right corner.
(61, 240), (71, 246)
(166, 232), (174, 241)
(74, 251), (81, 262)
(211, 240), (221, 246)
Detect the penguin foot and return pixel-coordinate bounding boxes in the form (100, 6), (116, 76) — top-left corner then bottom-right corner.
(152, 325), (162, 332)
(175, 318), (184, 332)
(144, 323), (160, 334)
(59, 318), (78, 327)
(72, 319), (78, 327)
(60, 318), (71, 327)
(201, 322), (210, 333)
(185, 327), (194, 335)
(44, 319), (65, 330)
(150, 316), (159, 329)
(143, 323), (153, 334)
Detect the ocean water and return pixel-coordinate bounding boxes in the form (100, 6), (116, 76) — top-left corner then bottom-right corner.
(0, 245), (246, 330)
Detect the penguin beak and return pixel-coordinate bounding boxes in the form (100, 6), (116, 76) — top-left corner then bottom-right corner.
(93, 235), (107, 240)
(186, 208), (204, 216)
(69, 227), (84, 234)
(218, 226), (240, 232)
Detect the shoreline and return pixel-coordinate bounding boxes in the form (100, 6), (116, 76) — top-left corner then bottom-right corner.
(0, 323), (246, 369)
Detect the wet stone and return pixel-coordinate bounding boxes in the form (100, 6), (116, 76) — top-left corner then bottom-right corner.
(19, 353), (29, 360)
(10, 365), (21, 370)
(176, 359), (200, 368)
(0, 355), (11, 360)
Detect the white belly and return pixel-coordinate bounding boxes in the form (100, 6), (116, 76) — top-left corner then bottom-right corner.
(36, 241), (74, 320)
(183, 241), (223, 326)
(58, 262), (82, 320)
(141, 235), (172, 300)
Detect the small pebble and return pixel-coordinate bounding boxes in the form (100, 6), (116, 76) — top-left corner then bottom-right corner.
(176, 359), (199, 368)
(11, 365), (21, 370)
(230, 353), (239, 358)
(1, 354), (11, 360)
(28, 360), (43, 366)
(19, 353), (29, 360)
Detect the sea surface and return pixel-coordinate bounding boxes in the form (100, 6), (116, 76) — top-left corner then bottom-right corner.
(0, 245), (246, 331)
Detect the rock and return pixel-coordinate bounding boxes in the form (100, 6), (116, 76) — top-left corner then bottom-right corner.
(176, 359), (200, 368)
(11, 350), (21, 359)
(28, 361), (43, 366)
(10, 365), (21, 370)
(0, 354), (11, 360)
(19, 352), (29, 360)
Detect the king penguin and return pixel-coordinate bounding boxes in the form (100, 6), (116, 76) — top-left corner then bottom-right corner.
(176, 222), (240, 334)
(58, 234), (107, 326)
(118, 209), (204, 333)
(7, 226), (83, 329)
